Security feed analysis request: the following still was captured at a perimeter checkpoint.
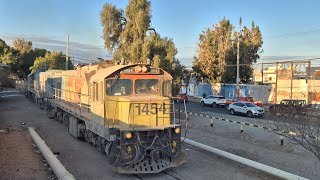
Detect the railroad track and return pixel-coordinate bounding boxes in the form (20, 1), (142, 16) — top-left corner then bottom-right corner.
(133, 170), (182, 180)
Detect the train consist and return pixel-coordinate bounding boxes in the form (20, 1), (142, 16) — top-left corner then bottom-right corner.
(26, 62), (186, 173)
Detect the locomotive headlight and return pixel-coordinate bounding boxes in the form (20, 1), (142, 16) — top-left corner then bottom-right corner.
(141, 65), (148, 73)
(125, 132), (132, 139)
(135, 66), (142, 73)
(175, 127), (181, 134)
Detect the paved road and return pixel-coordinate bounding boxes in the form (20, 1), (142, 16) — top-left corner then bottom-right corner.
(0, 92), (280, 180)
(175, 102), (320, 180)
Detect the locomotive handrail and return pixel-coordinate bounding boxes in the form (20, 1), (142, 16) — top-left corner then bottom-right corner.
(45, 86), (91, 115)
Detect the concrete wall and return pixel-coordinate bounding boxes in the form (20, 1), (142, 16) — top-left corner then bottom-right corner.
(220, 84), (272, 104)
(182, 78), (320, 104)
(275, 79), (320, 104)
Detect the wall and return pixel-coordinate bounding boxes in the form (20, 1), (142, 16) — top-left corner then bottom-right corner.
(220, 84), (272, 104)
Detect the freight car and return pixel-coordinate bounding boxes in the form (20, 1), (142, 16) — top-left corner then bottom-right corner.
(27, 63), (186, 173)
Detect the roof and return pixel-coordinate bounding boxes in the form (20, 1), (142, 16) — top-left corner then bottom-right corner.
(233, 101), (254, 104)
(90, 64), (173, 82)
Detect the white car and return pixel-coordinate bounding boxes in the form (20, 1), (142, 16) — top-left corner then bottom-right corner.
(200, 95), (227, 108)
(228, 101), (264, 118)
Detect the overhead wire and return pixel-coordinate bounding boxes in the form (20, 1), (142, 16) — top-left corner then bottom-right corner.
(268, 29), (320, 38)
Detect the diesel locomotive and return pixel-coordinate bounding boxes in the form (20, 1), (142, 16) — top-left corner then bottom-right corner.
(27, 62), (186, 173)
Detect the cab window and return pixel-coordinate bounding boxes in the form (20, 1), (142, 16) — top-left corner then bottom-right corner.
(162, 80), (172, 97)
(135, 79), (159, 95)
(106, 79), (132, 96)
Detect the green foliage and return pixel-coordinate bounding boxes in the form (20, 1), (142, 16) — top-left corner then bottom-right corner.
(19, 48), (48, 77)
(0, 39), (22, 77)
(100, 4), (124, 52)
(193, 18), (263, 84)
(0, 38), (71, 78)
(100, 0), (186, 94)
(13, 38), (32, 53)
(30, 51), (73, 72)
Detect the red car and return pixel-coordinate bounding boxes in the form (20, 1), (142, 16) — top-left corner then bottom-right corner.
(227, 96), (263, 107)
(176, 93), (188, 102)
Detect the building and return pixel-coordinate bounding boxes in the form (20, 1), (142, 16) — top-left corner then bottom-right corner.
(253, 65), (278, 84)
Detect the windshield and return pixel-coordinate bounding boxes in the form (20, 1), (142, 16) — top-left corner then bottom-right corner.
(245, 103), (256, 107)
(106, 79), (132, 96)
(135, 79), (159, 95)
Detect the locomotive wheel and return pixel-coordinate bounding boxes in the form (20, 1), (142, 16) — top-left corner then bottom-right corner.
(46, 106), (55, 119)
(95, 136), (103, 151)
(39, 100), (45, 110)
(109, 140), (120, 166)
(62, 114), (69, 126)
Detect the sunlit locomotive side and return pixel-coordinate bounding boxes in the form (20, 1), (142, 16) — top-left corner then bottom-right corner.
(27, 63), (186, 173)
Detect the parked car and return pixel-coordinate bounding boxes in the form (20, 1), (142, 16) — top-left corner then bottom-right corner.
(228, 101), (264, 118)
(269, 99), (307, 115)
(226, 96), (263, 107)
(200, 95), (227, 107)
(176, 93), (188, 102)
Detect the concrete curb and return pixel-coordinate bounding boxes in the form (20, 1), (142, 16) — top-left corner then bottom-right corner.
(28, 127), (75, 180)
(182, 138), (309, 180)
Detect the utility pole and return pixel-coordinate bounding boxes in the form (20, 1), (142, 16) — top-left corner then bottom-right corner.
(236, 18), (242, 98)
(66, 34), (69, 70)
(236, 31), (240, 97)
(290, 62), (294, 99)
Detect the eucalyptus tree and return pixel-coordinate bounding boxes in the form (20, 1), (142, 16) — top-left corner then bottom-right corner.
(193, 18), (263, 84)
(100, 0), (185, 94)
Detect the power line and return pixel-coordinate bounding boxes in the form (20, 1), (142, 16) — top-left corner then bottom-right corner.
(226, 58), (320, 67)
(268, 29), (320, 38)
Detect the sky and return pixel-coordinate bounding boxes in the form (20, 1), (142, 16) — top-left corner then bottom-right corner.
(1, 0), (320, 67)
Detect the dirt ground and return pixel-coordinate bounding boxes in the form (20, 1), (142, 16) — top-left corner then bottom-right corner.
(0, 125), (54, 180)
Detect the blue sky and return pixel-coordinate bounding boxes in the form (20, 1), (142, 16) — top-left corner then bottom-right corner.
(1, 0), (320, 67)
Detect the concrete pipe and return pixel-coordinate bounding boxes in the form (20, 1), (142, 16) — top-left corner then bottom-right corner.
(182, 138), (308, 180)
(29, 127), (75, 180)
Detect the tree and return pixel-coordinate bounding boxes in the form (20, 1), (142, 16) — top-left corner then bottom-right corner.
(192, 18), (233, 84)
(100, 4), (124, 53)
(30, 51), (73, 72)
(192, 18), (263, 84)
(13, 38), (32, 54)
(100, 0), (185, 94)
(101, 0), (151, 63)
(264, 107), (320, 161)
(223, 21), (263, 84)
(0, 39), (22, 77)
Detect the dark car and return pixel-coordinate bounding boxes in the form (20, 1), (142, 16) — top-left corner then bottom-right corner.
(269, 99), (307, 115)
